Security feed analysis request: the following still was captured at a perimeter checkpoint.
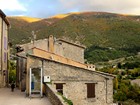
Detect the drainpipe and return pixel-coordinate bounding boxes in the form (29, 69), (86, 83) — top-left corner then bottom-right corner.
(42, 60), (44, 76)
(106, 78), (108, 103)
(6, 27), (8, 86)
(42, 60), (44, 94)
(1, 18), (3, 75)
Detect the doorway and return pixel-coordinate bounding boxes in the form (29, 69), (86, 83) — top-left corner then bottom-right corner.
(29, 68), (42, 97)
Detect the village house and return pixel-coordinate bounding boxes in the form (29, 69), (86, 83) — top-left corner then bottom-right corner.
(16, 35), (114, 105)
(0, 10), (10, 87)
(131, 79), (140, 87)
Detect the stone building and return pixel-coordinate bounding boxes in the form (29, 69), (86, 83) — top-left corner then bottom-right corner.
(18, 35), (85, 63)
(17, 35), (114, 105)
(0, 10), (10, 87)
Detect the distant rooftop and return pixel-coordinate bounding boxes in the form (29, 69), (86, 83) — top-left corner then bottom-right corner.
(58, 38), (86, 49)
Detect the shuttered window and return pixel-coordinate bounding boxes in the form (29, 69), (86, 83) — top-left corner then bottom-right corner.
(87, 83), (95, 98)
(56, 83), (63, 95)
(4, 37), (7, 50)
(4, 52), (7, 63)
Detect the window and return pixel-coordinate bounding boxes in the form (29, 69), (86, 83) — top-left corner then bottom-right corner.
(4, 37), (7, 50)
(87, 83), (95, 98)
(4, 52), (7, 63)
(56, 83), (63, 95)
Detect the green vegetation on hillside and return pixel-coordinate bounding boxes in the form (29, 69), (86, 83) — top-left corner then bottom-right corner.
(84, 45), (135, 63)
(8, 12), (140, 105)
(8, 12), (140, 62)
(98, 58), (140, 105)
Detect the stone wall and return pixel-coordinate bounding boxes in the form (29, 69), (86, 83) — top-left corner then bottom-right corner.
(21, 37), (85, 63)
(107, 79), (113, 104)
(45, 84), (66, 105)
(0, 74), (2, 87)
(17, 57), (27, 88)
(54, 40), (85, 63)
(27, 56), (113, 105)
(45, 60), (113, 105)
(26, 56), (42, 94)
(20, 39), (49, 52)
(0, 17), (2, 87)
(0, 15), (8, 87)
(0, 17), (2, 70)
(2, 21), (8, 71)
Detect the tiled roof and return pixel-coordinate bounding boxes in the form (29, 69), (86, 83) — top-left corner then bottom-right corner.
(27, 47), (115, 78)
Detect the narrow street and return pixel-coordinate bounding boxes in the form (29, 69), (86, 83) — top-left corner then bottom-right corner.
(0, 88), (52, 105)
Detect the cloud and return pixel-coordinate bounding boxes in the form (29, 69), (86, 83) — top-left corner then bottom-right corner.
(2, 0), (140, 18)
(35, 0), (140, 17)
(0, 0), (26, 11)
(58, 0), (140, 15)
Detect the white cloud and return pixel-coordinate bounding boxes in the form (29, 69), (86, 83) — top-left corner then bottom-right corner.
(0, 0), (27, 11)
(1, 0), (140, 17)
(58, 0), (140, 15)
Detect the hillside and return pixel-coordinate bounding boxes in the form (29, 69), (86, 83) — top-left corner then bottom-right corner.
(8, 12), (140, 63)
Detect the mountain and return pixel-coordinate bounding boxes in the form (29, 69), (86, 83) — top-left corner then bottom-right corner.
(8, 12), (140, 63)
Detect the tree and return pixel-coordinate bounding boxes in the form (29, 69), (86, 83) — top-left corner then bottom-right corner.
(113, 77), (118, 90)
(114, 90), (127, 101)
(117, 63), (122, 69)
(8, 60), (16, 83)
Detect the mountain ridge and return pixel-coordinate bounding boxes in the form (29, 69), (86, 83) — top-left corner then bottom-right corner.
(8, 11), (140, 62)
(8, 16), (42, 23)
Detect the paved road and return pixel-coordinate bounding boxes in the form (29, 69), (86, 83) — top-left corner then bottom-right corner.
(0, 88), (52, 105)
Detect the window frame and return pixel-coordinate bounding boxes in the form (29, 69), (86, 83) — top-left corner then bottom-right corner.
(4, 52), (7, 63)
(4, 36), (7, 50)
(86, 83), (96, 98)
(55, 83), (65, 95)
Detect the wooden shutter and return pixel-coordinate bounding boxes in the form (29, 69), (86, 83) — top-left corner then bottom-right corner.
(87, 83), (95, 98)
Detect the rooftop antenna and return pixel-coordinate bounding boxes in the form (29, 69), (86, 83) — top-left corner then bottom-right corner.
(31, 31), (36, 46)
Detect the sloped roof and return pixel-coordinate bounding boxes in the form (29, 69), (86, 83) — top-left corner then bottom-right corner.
(58, 39), (86, 49)
(22, 47), (115, 79)
(31, 47), (87, 69)
(0, 9), (10, 26)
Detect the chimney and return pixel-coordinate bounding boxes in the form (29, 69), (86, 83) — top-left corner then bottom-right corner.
(48, 35), (54, 53)
(87, 64), (95, 71)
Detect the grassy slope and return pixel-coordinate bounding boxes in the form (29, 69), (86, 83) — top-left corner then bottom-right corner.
(8, 12), (140, 63)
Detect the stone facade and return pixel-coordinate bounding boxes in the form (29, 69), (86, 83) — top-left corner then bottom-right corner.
(16, 56), (27, 90)
(19, 35), (85, 63)
(45, 84), (66, 105)
(0, 10), (10, 87)
(17, 35), (114, 105)
(25, 55), (114, 105)
(20, 39), (49, 52)
(131, 79), (140, 86)
(54, 39), (85, 63)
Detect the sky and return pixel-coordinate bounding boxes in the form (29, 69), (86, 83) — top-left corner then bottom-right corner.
(1, 0), (140, 18)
